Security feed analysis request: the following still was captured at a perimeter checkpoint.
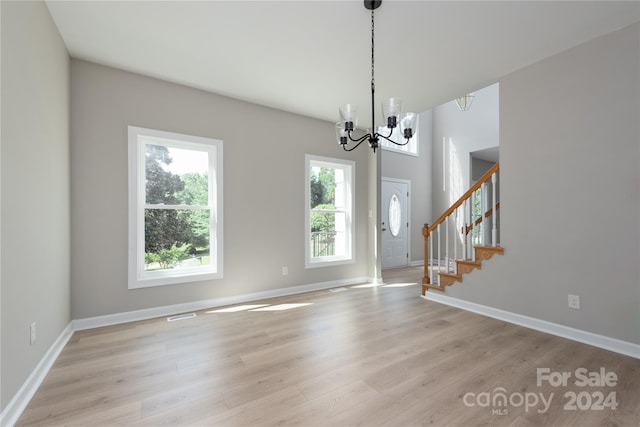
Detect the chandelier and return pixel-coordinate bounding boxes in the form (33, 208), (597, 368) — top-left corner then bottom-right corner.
(336, 0), (417, 153)
(456, 93), (475, 111)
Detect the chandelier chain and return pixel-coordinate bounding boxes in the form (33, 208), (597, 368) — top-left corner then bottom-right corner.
(370, 9), (375, 94)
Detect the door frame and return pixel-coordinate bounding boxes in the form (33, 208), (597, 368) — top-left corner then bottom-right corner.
(381, 177), (411, 269)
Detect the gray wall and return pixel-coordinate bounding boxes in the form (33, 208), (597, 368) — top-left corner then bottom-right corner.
(1, 1), (71, 412)
(471, 158), (495, 182)
(428, 83), (500, 262)
(445, 23), (640, 344)
(381, 110), (433, 264)
(432, 83), (500, 223)
(70, 60), (370, 319)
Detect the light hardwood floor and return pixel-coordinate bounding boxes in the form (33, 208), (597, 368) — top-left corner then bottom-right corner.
(17, 267), (640, 426)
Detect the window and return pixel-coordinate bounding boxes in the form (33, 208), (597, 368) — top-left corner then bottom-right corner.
(378, 125), (419, 156)
(388, 194), (401, 237)
(128, 126), (223, 288)
(471, 187), (483, 245)
(305, 155), (355, 268)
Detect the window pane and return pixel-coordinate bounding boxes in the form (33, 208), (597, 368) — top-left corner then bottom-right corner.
(310, 211), (346, 258)
(144, 208), (211, 271)
(310, 229), (336, 257)
(389, 194), (401, 237)
(145, 144), (209, 205)
(309, 166), (335, 208)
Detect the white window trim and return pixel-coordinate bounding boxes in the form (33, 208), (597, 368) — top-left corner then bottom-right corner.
(128, 126), (223, 289)
(305, 154), (355, 269)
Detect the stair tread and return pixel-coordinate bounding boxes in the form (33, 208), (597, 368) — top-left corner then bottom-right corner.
(440, 272), (463, 279)
(474, 245), (504, 252)
(456, 259), (481, 265)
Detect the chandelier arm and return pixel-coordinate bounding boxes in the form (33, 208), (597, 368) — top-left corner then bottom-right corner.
(347, 131), (371, 144)
(377, 133), (410, 146)
(341, 138), (368, 152)
(382, 126), (393, 139)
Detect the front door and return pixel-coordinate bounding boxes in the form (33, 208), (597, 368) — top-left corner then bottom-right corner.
(381, 179), (409, 269)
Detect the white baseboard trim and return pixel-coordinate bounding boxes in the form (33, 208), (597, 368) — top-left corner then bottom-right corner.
(73, 276), (369, 331)
(0, 322), (74, 427)
(409, 260), (424, 267)
(366, 276), (383, 285)
(423, 292), (640, 360)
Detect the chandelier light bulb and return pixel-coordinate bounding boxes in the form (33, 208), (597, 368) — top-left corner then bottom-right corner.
(382, 98), (402, 128)
(339, 104), (359, 131)
(335, 122), (348, 145)
(400, 112), (417, 139)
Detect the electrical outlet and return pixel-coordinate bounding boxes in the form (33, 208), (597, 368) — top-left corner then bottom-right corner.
(282, 266), (288, 276)
(30, 322), (37, 345)
(568, 294), (581, 309)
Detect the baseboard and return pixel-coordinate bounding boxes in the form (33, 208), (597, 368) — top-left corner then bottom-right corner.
(423, 292), (640, 360)
(0, 322), (74, 427)
(73, 276), (369, 331)
(408, 260), (424, 267)
(366, 276), (383, 285)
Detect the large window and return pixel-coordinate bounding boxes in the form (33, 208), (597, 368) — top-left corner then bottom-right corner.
(128, 126), (223, 288)
(305, 155), (355, 268)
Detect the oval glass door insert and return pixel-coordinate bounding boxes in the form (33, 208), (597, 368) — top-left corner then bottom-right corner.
(389, 194), (401, 237)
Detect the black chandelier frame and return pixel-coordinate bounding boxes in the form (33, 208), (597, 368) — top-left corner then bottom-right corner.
(338, 0), (414, 153)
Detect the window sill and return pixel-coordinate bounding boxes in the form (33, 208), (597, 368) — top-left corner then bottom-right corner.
(129, 271), (223, 289)
(305, 257), (355, 269)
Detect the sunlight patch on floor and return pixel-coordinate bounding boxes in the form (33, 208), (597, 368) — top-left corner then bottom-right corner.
(250, 303), (313, 311)
(206, 304), (269, 313)
(207, 303), (314, 313)
(381, 282), (419, 288)
(350, 283), (382, 289)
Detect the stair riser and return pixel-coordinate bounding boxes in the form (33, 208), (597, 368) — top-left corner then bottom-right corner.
(457, 264), (480, 275)
(425, 246), (504, 294)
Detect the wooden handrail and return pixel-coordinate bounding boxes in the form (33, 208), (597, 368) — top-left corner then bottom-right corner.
(426, 162), (499, 235)
(465, 202), (501, 235)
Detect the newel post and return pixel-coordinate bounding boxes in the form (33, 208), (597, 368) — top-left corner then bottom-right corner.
(422, 224), (430, 294)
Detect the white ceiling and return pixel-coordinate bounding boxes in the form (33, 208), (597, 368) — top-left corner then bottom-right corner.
(45, 0), (639, 128)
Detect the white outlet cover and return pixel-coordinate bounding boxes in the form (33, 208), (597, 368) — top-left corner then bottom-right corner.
(568, 294), (580, 309)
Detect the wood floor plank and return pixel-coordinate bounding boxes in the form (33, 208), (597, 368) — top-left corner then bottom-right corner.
(16, 267), (640, 426)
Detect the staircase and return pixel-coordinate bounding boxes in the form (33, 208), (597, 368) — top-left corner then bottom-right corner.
(422, 163), (503, 295)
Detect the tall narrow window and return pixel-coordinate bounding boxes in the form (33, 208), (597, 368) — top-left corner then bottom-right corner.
(128, 126), (223, 288)
(471, 187), (483, 245)
(305, 155), (355, 268)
